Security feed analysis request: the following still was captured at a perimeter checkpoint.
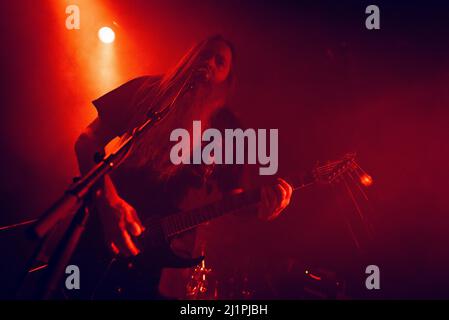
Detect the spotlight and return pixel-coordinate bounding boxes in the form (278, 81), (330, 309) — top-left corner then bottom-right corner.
(360, 174), (373, 187)
(98, 27), (115, 44)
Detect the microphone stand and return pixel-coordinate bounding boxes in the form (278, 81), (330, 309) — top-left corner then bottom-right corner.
(17, 73), (194, 299)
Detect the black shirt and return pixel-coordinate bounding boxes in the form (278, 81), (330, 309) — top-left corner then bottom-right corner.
(92, 75), (243, 219)
(77, 76), (244, 299)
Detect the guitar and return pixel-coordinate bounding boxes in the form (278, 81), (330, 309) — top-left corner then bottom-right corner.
(90, 152), (360, 298)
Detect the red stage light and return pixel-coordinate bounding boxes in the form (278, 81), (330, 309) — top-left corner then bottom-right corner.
(308, 273), (322, 281)
(360, 174), (373, 187)
(305, 270), (322, 281)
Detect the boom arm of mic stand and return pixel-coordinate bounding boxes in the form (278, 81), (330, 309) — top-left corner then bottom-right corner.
(33, 68), (192, 239)
(16, 109), (171, 299)
(18, 78), (184, 299)
(32, 108), (171, 239)
(32, 144), (126, 239)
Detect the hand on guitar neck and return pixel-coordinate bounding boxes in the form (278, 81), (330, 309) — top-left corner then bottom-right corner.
(257, 178), (293, 221)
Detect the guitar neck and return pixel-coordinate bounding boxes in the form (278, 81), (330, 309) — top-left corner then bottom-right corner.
(160, 171), (316, 238)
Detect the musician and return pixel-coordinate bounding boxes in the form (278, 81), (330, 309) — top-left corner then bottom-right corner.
(74, 35), (292, 298)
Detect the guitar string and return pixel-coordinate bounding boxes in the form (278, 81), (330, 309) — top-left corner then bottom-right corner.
(164, 189), (260, 237)
(345, 168), (377, 225)
(341, 173), (374, 239)
(166, 158), (354, 233)
(163, 156), (359, 237)
(346, 168), (369, 201)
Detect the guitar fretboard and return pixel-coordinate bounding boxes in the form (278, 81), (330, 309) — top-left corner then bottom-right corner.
(160, 171), (316, 238)
(161, 188), (260, 237)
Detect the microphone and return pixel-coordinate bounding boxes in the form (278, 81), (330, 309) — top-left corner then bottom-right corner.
(195, 66), (211, 82)
(186, 69), (205, 92)
(184, 66), (211, 94)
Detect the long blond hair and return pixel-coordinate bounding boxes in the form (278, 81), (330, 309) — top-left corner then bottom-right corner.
(122, 35), (236, 178)
(130, 35), (235, 128)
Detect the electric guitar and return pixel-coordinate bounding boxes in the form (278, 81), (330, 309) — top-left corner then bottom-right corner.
(87, 152), (361, 298)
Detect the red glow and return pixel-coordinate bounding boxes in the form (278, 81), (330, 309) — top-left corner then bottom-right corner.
(360, 174), (373, 187)
(28, 264), (48, 273)
(308, 273), (322, 281)
(305, 270), (322, 281)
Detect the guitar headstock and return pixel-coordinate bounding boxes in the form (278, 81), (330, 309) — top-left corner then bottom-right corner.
(313, 152), (360, 184)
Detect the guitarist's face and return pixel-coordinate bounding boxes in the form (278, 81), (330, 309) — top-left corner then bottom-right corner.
(195, 40), (233, 85)
(178, 39), (233, 123)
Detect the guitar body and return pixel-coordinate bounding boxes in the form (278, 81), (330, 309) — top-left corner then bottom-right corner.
(77, 153), (356, 299)
(89, 181), (219, 299)
(90, 235), (204, 299)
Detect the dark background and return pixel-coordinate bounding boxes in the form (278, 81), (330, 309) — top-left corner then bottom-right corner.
(0, 0), (448, 299)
